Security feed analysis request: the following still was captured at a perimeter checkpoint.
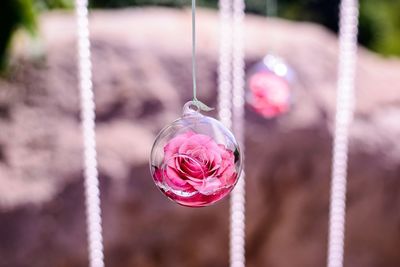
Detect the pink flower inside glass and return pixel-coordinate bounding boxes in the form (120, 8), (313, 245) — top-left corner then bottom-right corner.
(151, 131), (240, 207)
(248, 72), (291, 118)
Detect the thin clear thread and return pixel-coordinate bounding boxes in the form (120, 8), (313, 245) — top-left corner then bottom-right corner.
(192, 0), (197, 101)
(327, 1), (359, 267)
(266, 0), (277, 17)
(75, 1), (105, 267)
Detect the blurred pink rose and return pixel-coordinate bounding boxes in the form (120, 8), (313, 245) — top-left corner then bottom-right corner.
(153, 131), (237, 206)
(248, 71), (291, 118)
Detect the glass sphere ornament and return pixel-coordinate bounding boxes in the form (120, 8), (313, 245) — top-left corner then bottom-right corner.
(150, 101), (242, 207)
(246, 55), (294, 118)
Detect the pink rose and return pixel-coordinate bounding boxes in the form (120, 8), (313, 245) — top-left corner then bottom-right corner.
(153, 131), (238, 207)
(248, 71), (291, 118)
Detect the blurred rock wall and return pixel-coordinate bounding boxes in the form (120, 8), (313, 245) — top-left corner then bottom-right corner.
(0, 8), (399, 267)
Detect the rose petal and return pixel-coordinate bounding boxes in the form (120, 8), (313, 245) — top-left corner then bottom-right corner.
(164, 131), (196, 160)
(188, 177), (223, 195)
(164, 166), (193, 191)
(161, 131), (238, 198)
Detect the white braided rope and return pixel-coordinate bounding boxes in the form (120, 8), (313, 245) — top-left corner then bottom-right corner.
(230, 0), (246, 267)
(75, 1), (105, 267)
(218, 0), (233, 129)
(327, 1), (359, 267)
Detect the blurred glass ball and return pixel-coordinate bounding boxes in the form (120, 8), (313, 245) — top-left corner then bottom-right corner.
(246, 55), (294, 118)
(150, 101), (242, 207)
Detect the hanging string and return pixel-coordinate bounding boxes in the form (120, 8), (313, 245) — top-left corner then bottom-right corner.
(190, 0), (213, 111)
(327, 0), (359, 267)
(264, 0), (277, 64)
(192, 0), (198, 101)
(75, 1), (105, 267)
(230, 0), (246, 266)
(266, 0), (277, 17)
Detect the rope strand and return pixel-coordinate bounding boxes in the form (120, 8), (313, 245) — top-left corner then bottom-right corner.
(75, 1), (105, 267)
(230, 0), (246, 266)
(218, 0), (233, 129)
(327, 1), (359, 267)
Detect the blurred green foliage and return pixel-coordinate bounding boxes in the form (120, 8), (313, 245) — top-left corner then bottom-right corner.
(360, 0), (400, 56)
(35, 0), (74, 10)
(90, 0), (400, 57)
(1, 0), (399, 70)
(0, 0), (36, 70)
(277, 0), (400, 57)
